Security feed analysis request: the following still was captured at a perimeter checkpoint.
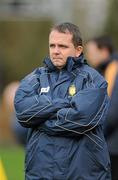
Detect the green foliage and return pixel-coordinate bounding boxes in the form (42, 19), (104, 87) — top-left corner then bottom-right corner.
(0, 146), (25, 180)
(105, 0), (118, 48)
(0, 20), (53, 85)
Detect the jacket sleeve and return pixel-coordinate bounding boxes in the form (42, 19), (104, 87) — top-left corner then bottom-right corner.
(55, 86), (109, 135)
(14, 73), (70, 128)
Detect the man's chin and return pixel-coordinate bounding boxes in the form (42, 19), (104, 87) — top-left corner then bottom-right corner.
(56, 66), (64, 69)
(52, 62), (63, 68)
(54, 64), (64, 69)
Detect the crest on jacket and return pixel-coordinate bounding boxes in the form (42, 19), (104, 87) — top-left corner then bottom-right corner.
(69, 84), (76, 96)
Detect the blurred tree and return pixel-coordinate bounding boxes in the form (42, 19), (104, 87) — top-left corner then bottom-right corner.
(0, 51), (7, 95)
(0, 20), (53, 85)
(105, 0), (118, 48)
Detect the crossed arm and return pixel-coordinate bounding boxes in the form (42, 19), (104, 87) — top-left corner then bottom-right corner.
(14, 73), (109, 135)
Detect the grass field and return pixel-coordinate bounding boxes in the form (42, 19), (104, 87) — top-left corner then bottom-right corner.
(0, 146), (25, 180)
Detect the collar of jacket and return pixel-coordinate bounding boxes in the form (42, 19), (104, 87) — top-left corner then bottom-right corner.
(43, 53), (87, 72)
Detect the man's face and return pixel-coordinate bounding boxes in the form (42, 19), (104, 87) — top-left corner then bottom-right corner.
(85, 41), (110, 68)
(49, 30), (82, 69)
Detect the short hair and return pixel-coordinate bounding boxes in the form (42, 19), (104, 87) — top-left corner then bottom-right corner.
(88, 36), (114, 54)
(50, 22), (83, 47)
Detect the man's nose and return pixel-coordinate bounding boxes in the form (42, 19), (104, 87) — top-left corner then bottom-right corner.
(53, 46), (60, 54)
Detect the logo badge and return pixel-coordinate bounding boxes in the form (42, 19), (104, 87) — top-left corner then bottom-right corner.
(40, 86), (50, 94)
(69, 84), (76, 96)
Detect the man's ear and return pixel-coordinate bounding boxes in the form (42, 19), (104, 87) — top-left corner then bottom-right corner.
(75, 46), (83, 57)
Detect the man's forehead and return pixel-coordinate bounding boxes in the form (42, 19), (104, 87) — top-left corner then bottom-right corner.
(49, 30), (73, 41)
(50, 29), (72, 36)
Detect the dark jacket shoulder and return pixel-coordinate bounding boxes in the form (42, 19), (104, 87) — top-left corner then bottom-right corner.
(79, 64), (108, 89)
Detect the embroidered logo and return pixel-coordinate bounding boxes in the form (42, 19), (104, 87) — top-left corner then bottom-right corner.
(40, 86), (50, 94)
(69, 84), (76, 96)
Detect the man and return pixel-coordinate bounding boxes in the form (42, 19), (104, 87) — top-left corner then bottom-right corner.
(85, 36), (117, 96)
(14, 23), (111, 180)
(85, 36), (114, 75)
(86, 36), (118, 180)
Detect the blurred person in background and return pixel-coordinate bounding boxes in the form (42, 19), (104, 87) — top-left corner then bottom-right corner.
(85, 36), (118, 180)
(104, 56), (118, 180)
(85, 35), (117, 96)
(0, 81), (27, 146)
(14, 22), (111, 180)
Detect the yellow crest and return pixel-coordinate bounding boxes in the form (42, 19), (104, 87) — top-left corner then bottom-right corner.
(69, 84), (76, 96)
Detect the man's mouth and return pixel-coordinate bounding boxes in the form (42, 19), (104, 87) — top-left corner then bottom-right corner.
(53, 58), (62, 60)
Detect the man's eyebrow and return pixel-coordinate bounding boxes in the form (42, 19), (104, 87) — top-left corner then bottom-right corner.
(49, 43), (69, 48)
(49, 43), (55, 46)
(58, 44), (69, 48)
